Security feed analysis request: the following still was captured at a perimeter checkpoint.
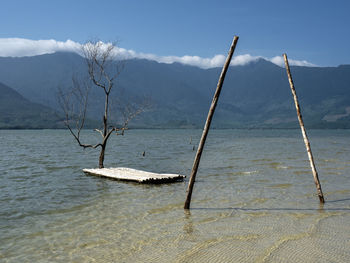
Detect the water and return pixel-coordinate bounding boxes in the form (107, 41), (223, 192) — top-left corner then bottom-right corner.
(1, 129), (350, 262)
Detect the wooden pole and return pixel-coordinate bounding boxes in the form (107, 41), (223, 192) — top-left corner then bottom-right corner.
(184, 36), (239, 209)
(283, 53), (325, 203)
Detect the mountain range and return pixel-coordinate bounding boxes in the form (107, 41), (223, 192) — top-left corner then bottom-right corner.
(0, 82), (61, 128)
(0, 52), (349, 129)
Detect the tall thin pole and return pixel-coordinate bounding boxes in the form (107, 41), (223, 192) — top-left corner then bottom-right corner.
(283, 53), (325, 203)
(184, 36), (239, 209)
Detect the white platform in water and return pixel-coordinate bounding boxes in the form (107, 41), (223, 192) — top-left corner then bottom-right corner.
(83, 167), (185, 183)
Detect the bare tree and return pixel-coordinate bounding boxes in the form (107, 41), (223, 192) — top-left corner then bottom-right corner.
(58, 40), (147, 168)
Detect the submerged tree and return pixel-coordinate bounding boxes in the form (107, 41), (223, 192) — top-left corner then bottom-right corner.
(58, 41), (147, 168)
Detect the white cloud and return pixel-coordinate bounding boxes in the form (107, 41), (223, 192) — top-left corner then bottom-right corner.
(269, 56), (316, 67)
(0, 38), (316, 68)
(0, 38), (81, 57)
(231, 54), (260, 66)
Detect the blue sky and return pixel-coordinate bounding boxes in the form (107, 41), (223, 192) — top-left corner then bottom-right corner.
(0, 0), (349, 66)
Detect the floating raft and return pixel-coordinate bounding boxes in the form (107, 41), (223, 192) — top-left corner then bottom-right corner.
(83, 167), (186, 183)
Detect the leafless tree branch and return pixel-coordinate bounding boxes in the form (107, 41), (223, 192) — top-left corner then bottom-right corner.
(57, 75), (99, 149)
(58, 39), (149, 168)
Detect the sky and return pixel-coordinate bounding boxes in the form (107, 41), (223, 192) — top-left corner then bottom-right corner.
(0, 0), (349, 68)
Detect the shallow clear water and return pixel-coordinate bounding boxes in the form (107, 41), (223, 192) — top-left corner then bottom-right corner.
(1, 129), (350, 262)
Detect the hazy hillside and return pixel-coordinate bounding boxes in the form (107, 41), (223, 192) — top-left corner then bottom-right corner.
(0, 52), (349, 128)
(0, 82), (63, 128)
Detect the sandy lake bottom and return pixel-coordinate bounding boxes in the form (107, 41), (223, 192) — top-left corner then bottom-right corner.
(1, 129), (350, 262)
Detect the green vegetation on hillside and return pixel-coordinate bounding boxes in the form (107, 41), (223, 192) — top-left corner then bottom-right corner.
(0, 82), (63, 128)
(0, 53), (350, 129)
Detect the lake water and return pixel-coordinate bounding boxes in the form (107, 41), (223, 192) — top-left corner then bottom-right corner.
(1, 129), (350, 262)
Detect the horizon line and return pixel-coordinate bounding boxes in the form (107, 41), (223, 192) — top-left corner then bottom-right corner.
(0, 38), (323, 69)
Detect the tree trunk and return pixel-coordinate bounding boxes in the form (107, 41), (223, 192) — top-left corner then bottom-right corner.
(99, 91), (109, 169)
(99, 144), (106, 168)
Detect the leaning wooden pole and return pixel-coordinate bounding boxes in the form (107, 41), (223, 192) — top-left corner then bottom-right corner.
(283, 53), (325, 203)
(184, 36), (239, 209)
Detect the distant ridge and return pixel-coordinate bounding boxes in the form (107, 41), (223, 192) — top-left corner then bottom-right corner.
(0, 52), (350, 129)
(0, 82), (62, 128)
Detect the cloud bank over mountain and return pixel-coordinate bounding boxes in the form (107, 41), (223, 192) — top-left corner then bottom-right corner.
(0, 38), (316, 68)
